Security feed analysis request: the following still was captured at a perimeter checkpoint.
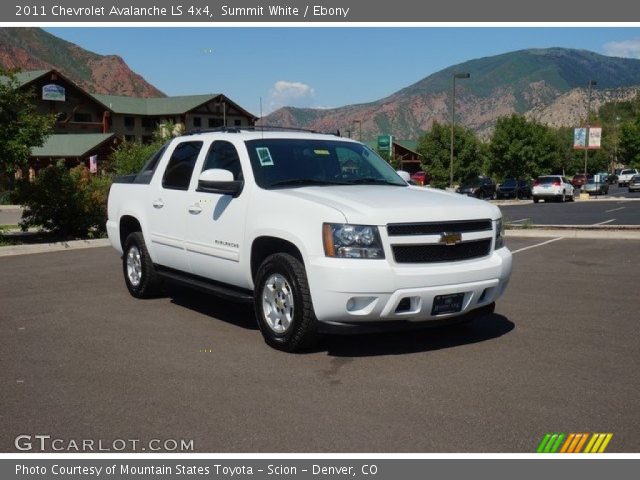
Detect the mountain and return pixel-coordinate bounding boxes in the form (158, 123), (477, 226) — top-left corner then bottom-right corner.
(0, 27), (164, 97)
(261, 48), (640, 139)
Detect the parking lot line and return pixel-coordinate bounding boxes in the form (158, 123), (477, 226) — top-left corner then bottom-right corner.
(509, 218), (530, 223)
(510, 237), (563, 254)
(605, 206), (625, 213)
(594, 219), (616, 225)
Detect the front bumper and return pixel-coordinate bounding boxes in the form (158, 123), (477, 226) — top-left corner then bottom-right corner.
(306, 247), (512, 327)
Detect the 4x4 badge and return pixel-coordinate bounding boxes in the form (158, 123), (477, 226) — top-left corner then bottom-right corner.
(440, 232), (462, 246)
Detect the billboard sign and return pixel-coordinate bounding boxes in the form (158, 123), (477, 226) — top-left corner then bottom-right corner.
(588, 127), (602, 149)
(377, 135), (393, 153)
(574, 127), (601, 150)
(42, 84), (66, 102)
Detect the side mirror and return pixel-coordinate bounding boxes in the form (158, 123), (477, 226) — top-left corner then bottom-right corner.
(197, 169), (243, 197)
(396, 170), (411, 183)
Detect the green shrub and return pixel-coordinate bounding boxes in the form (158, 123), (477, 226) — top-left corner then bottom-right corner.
(12, 162), (111, 238)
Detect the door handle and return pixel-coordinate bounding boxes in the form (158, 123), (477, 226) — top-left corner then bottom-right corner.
(188, 204), (202, 215)
(152, 199), (164, 209)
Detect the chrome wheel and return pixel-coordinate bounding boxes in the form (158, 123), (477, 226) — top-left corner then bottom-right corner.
(262, 273), (294, 334)
(126, 245), (142, 287)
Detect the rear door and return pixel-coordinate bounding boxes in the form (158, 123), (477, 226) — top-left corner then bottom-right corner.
(146, 140), (204, 272)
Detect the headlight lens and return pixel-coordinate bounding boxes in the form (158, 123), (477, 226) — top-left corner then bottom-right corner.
(495, 218), (505, 249)
(323, 223), (385, 259)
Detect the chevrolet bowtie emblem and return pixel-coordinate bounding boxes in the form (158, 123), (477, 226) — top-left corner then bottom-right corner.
(440, 232), (462, 246)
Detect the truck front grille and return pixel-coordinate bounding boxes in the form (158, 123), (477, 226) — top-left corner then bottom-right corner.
(387, 219), (492, 236)
(392, 239), (492, 264)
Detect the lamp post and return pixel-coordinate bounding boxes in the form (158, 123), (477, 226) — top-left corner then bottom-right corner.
(450, 72), (470, 189)
(583, 80), (597, 177)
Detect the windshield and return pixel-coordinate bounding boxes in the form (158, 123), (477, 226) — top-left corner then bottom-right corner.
(502, 179), (517, 187)
(245, 139), (407, 189)
(538, 176), (560, 184)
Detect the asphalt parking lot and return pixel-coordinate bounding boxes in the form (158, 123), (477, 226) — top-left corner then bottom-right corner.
(1, 238), (639, 453)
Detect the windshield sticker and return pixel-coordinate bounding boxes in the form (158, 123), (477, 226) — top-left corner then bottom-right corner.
(256, 147), (274, 166)
(314, 149), (330, 156)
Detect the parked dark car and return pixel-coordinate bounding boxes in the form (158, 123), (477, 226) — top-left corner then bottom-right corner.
(496, 178), (532, 199)
(571, 173), (589, 189)
(457, 176), (496, 199)
(606, 173), (618, 185)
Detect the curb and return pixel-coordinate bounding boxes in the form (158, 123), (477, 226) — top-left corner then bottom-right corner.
(0, 205), (23, 212)
(0, 238), (110, 258)
(506, 228), (640, 239)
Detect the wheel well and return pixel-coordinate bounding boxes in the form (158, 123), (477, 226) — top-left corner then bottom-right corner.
(251, 236), (303, 280)
(119, 216), (142, 250)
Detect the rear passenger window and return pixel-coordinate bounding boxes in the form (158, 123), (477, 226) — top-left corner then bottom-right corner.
(162, 141), (203, 190)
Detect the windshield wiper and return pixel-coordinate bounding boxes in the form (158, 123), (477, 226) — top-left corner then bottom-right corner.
(269, 178), (350, 188)
(347, 177), (405, 186)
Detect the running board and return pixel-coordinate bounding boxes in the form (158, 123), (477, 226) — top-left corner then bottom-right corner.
(155, 266), (254, 303)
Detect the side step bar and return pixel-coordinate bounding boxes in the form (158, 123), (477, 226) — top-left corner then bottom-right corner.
(155, 266), (254, 303)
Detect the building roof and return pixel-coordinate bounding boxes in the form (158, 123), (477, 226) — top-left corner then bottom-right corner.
(31, 133), (116, 158)
(0, 69), (49, 87)
(90, 93), (220, 116)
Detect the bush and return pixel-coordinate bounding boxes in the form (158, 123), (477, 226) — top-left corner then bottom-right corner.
(12, 162), (111, 238)
(108, 139), (163, 176)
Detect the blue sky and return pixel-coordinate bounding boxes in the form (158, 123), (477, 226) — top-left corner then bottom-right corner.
(47, 27), (640, 116)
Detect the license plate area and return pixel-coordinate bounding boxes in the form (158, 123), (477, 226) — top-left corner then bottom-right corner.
(431, 293), (464, 315)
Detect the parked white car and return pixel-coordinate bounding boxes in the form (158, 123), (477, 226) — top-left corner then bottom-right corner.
(532, 175), (575, 203)
(107, 128), (512, 351)
(618, 169), (639, 187)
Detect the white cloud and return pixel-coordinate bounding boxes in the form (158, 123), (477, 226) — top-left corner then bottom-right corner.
(266, 80), (315, 113)
(603, 39), (640, 59)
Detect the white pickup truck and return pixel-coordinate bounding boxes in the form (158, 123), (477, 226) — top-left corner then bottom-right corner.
(107, 128), (512, 351)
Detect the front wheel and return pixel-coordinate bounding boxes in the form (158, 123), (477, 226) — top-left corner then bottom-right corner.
(533, 197), (539, 204)
(123, 232), (163, 298)
(254, 253), (318, 352)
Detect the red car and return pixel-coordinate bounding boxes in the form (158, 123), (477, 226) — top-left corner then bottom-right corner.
(410, 171), (430, 186)
(571, 174), (588, 189)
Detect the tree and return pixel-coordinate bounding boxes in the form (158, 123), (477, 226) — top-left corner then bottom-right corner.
(0, 69), (56, 178)
(416, 121), (485, 188)
(489, 115), (561, 180)
(619, 119), (640, 169)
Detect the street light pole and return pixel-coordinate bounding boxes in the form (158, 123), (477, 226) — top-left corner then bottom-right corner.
(583, 80), (597, 177)
(450, 72), (470, 189)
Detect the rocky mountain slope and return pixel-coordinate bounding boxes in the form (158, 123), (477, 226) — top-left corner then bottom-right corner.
(0, 27), (164, 97)
(262, 48), (640, 139)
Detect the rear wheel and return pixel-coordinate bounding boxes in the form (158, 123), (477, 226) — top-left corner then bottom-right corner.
(254, 253), (318, 352)
(533, 197), (539, 204)
(123, 232), (163, 298)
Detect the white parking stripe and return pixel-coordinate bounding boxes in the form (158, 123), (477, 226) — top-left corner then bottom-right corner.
(605, 206), (625, 213)
(594, 219), (616, 225)
(509, 218), (530, 223)
(511, 237), (563, 254)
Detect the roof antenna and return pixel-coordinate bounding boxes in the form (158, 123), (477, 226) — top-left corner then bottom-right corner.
(259, 96), (264, 139)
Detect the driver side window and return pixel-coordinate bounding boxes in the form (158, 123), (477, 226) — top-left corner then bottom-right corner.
(203, 141), (243, 180)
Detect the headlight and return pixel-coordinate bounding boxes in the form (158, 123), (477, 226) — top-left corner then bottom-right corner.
(494, 218), (505, 249)
(323, 223), (385, 259)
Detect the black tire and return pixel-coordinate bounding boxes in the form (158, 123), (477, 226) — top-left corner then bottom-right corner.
(123, 232), (163, 299)
(254, 253), (318, 352)
(533, 197), (539, 204)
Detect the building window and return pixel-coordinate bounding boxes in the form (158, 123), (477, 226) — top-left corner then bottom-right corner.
(142, 135), (153, 144)
(125, 135), (136, 142)
(141, 117), (154, 129)
(193, 117), (202, 128)
(208, 118), (223, 128)
(234, 119), (242, 126)
(73, 113), (92, 122)
(124, 116), (135, 128)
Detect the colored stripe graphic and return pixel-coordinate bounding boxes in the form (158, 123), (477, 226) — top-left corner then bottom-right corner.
(538, 433), (613, 453)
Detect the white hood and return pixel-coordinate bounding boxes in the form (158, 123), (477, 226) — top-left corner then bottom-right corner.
(278, 185), (501, 225)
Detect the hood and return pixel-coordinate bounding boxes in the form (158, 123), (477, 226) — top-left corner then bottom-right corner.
(277, 185), (501, 225)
